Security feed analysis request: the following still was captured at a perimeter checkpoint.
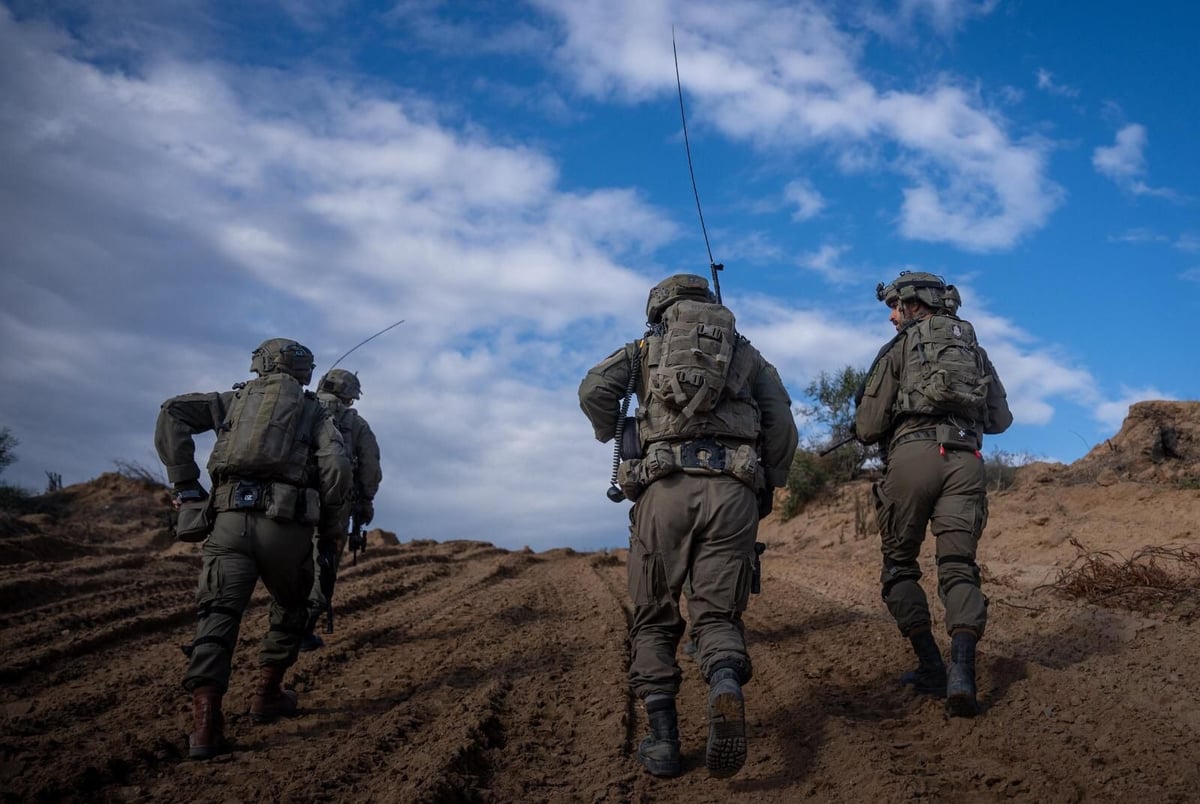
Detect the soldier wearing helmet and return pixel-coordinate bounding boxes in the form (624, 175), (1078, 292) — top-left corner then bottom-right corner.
(155, 338), (352, 759)
(578, 274), (798, 779)
(300, 368), (383, 651)
(855, 272), (1012, 718)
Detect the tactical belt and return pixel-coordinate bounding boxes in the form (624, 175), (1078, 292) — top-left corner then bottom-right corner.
(675, 437), (731, 473)
(214, 478), (311, 521)
(889, 428), (938, 449)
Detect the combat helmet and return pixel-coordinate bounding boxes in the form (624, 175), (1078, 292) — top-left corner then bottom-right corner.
(318, 368), (362, 401)
(881, 270), (947, 310)
(646, 274), (716, 324)
(250, 338), (315, 385)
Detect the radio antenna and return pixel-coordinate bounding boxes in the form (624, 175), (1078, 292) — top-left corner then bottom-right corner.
(672, 26), (723, 303)
(329, 319), (405, 371)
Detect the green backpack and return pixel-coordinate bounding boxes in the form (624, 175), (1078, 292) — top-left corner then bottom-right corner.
(647, 299), (738, 421)
(209, 373), (318, 484)
(895, 314), (990, 421)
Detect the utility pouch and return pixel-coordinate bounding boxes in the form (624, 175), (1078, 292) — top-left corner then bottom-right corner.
(617, 459), (644, 503)
(727, 444), (758, 488)
(232, 480), (264, 510)
(175, 499), (214, 543)
(618, 417), (640, 461)
(300, 488), (321, 525)
(265, 482), (299, 521)
(935, 423), (979, 452)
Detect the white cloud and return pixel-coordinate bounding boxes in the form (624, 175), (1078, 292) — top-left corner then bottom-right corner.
(537, 0), (1062, 251)
(859, 0), (999, 40)
(1092, 123), (1177, 198)
(797, 243), (852, 283)
(1093, 386), (1176, 432)
(1035, 68), (1079, 98)
(784, 178), (826, 221)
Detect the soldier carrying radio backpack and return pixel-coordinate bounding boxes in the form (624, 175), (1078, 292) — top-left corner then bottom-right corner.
(155, 338), (352, 759)
(579, 274), (798, 780)
(855, 272), (1013, 717)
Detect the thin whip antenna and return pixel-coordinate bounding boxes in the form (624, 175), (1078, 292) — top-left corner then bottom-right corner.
(672, 26), (723, 302)
(328, 319), (405, 370)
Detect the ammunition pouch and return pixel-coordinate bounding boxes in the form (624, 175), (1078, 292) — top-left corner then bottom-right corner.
(175, 497), (215, 543)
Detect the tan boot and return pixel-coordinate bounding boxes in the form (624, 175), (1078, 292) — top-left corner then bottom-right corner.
(249, 665), (299, 723)
(188, 686), (229, 760)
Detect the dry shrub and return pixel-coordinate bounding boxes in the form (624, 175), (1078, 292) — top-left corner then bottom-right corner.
(1048, 537), (1200, 613)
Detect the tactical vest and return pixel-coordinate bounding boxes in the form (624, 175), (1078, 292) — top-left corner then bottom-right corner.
(208, 373), (320, 485)
(894, 314), (990, 422)
(636, 301), (760, 448)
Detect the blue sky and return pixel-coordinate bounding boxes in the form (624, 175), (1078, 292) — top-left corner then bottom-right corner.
(1, 0), (1196, 551)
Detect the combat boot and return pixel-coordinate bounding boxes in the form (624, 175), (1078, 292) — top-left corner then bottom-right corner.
(636, 695), (682, 777)
(899, 628), (947, 697)
(188, 686), (229, 760)
(249, 665), (299, 723)
(945, 630), (979, 718)
(705, 667), (747, 778)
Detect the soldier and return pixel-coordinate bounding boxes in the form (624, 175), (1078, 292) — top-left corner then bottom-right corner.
(579, 274), (798, 778)
(155, 338), (352, 759)
(301, 368), (383, 651)
(855, 272), (1012, 717)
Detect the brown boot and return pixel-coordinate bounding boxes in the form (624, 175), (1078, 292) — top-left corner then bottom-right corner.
(189, 686), (229, 760)
(249, 665), (299, 723)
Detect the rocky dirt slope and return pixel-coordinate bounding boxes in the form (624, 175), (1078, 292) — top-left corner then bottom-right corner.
(2, 401), (1199, 802)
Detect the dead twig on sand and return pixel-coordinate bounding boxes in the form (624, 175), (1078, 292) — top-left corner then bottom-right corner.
(1040, 538), (1200, 613)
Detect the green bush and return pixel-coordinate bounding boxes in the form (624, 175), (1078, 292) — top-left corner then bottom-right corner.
(780, 449), (833, 521)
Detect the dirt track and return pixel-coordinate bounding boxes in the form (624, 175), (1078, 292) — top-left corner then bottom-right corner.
(3, 468), (1200, 803)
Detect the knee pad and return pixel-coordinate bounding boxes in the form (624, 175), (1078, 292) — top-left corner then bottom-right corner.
(937, 554), (981, 597)
(880, 559), (921, 599)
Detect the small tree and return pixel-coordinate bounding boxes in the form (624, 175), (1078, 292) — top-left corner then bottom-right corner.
(798, 366), (876, 480)
(0, 427), (17, 479)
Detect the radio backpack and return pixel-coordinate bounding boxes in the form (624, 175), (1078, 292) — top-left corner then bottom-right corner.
(647, 299), (738, 421)
(895, 314), (990, 421)
(209, 373), (318, 485)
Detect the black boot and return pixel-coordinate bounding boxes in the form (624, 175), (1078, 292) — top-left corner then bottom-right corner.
(705, 667), (747, 779)
(899, 628), (946, 697)
(946, 631), (978, 717)
(299, 610), (325, 652)
(636, 695), (682, 777)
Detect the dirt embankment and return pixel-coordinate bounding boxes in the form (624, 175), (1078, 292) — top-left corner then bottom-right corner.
(2, 404), (1200, 802)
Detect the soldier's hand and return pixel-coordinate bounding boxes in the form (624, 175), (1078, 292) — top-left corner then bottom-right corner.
(356, 499), (374, 526)
(756, 485), (774, 519)
(172, 480), (208, 511)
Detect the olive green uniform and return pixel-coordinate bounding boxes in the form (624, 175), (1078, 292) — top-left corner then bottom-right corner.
(579, 339), (797, 698)
(855, 335), (1012, 638)
(307, 392), (382, 620)
(156, 389), (351, 692)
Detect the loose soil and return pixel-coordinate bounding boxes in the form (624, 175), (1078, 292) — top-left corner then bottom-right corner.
(3, 401), (1200, 802)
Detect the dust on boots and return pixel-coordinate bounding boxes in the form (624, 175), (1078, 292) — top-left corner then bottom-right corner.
(188, 686), (229, 761)
(945, 630), (979, 718)
(637, 695), (682, 778)
(705, 667), (747, 779)
(248, 665), (299, 723)
(899, 628), (947, 698)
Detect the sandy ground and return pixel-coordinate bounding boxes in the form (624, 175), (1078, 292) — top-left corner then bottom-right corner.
(3, 402), (1200, 802)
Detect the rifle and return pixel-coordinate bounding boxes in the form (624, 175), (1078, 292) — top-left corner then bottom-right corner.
(819, 434), (858, 457)
(317, 536), (339, 634)
(348, 509), (366, 565)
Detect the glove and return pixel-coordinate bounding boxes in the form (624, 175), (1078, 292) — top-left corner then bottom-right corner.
(756, 485), (774, 520)
(355, 499), (374, 527)
(172, 480), (208, 510)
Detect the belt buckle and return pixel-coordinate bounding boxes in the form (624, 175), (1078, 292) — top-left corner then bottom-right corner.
(680, 438), (726, 471)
